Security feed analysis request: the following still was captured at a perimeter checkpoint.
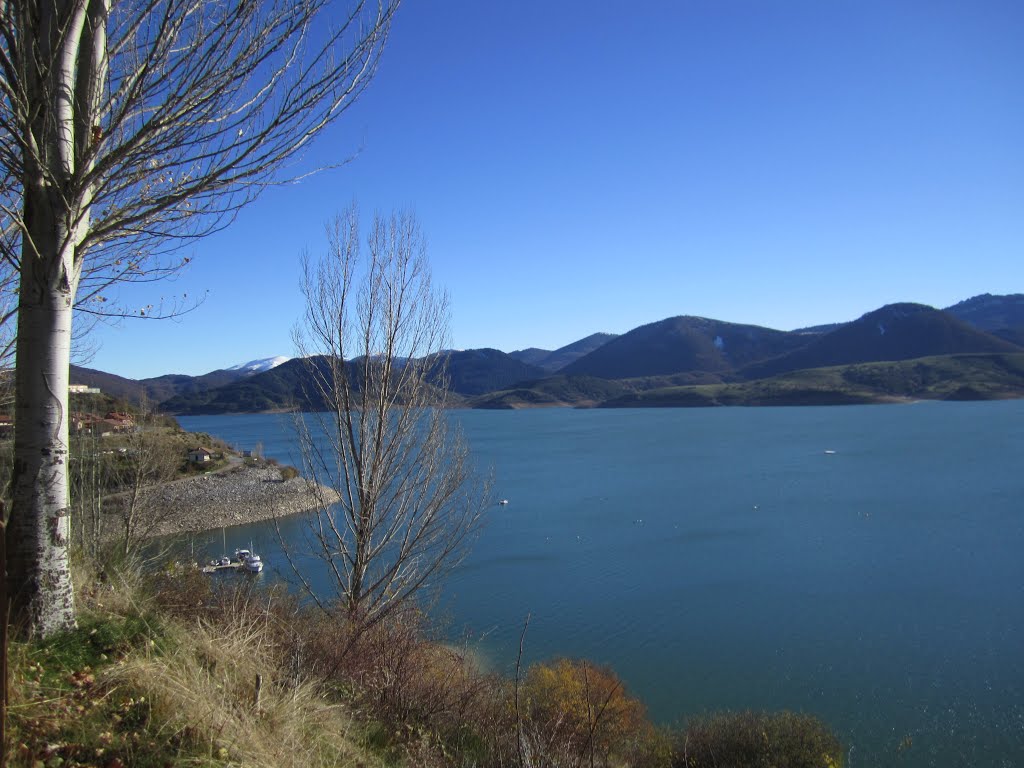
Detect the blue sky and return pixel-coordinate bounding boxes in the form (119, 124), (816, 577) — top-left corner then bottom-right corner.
(85, 0), (1024, 379)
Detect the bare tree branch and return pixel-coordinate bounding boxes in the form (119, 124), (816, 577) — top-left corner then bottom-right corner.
(291, 206), (489, 630)
(2, 0), (400, 636)
(2, 0), (397, 308)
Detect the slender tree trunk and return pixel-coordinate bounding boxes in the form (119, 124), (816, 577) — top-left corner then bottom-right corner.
(4, 0), (98, 637)
(1, 502), (9, 768)
(123, 471), (143, 558)
(6, 203), (78, 636)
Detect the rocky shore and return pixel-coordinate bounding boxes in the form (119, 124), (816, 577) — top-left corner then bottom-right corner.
(143, 464), (340, 538)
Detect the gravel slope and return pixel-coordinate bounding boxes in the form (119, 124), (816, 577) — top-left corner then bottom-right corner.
(141, 464), (340, 537)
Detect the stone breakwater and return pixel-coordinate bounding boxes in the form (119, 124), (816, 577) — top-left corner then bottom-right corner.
(145, 464), (340, 537)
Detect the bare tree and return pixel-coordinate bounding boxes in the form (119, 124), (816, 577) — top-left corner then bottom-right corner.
(68, 425), (111, 558)
(290, 207), (488, 628)
(113, 406), (179, 555)
(0, 260), (13, 377)
(0, 0), (399, 636)
(0, 166), (16, 379)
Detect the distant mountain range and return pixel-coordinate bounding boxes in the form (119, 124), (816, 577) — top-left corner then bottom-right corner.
(227, 356), (291, 374)
(944, 293), (1024, 331)
(72, 293), (1024, 411)
(740, 303), (1019, 380)
(70, 355), (291, 409)
(559, 318), (805, 379)
(509, 333), (619, 372)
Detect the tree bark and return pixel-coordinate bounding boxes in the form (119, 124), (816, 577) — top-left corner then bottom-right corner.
(6, 215), (78, 636)
(3, 0), (96, 637)
(1, 502), (9, 768)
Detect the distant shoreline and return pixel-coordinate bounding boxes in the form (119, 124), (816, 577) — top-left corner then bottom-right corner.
(169, 388), (1024, 415)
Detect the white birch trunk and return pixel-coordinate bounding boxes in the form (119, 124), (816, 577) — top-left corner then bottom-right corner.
(5, 0), (99, 636)
(8, 230), (78, 635)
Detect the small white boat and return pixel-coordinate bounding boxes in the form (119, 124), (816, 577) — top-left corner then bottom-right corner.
(498, 499), (509, 506)
(234, 547), (263, 573)
(202, 555), (234, 573)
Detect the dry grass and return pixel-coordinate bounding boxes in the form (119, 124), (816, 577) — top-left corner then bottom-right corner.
(5, 561), (382, 768)
(107, 619), (379, 768)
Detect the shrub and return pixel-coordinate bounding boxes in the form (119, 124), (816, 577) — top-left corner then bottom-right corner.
(231, 603), (508, 767)
(522, 657), (654, 766)
(674, 710), (843, 768)
(279, 464), (300, 481)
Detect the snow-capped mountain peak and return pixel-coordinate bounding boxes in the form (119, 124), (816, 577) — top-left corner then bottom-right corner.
(227, 356), (291, 374)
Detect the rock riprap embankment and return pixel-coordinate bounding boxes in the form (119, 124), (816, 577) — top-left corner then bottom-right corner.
(145, 464), (340, 536)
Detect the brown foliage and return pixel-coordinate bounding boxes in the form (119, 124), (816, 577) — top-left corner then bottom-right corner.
(301, 606), (509, 760)
(107, 572), (840, 768)
(675, 710), (844, 768)
(148, 572), (509, 764)
(522, 657), (654, 767)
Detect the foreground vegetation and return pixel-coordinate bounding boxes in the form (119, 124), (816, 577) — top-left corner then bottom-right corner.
(5, 555), (845, 768)
(4, 552), (843, 768)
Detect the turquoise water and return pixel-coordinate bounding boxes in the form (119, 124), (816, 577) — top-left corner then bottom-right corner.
(180, 401), (1024, 767)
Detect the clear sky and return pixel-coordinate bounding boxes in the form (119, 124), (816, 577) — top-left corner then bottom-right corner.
(84, 0), (1024, 380)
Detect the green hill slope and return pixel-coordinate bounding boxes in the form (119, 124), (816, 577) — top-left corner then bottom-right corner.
(742, 304), (1021, 380)
(600, 353), (1024, 407)
(471, 375), (629, 408)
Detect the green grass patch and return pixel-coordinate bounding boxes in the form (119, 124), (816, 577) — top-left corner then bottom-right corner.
(32, 612), (163, 686)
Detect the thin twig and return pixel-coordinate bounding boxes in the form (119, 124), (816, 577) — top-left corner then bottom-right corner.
(514, 612), (530, 768)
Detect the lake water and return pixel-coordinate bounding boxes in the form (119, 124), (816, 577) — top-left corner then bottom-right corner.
(179, 401), (1024, 767)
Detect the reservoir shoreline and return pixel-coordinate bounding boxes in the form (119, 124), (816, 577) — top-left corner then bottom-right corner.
(140, 463), (336, 538)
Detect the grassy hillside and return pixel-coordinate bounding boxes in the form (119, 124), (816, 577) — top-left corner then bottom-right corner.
(600, 353), (1024, 408)
(471, 375), (630, 408)
(471, 371), (729, 409)
(742, 304), (1021, 380)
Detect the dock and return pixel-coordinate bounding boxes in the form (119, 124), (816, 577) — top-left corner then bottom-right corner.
(200, 562), (245, 574)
